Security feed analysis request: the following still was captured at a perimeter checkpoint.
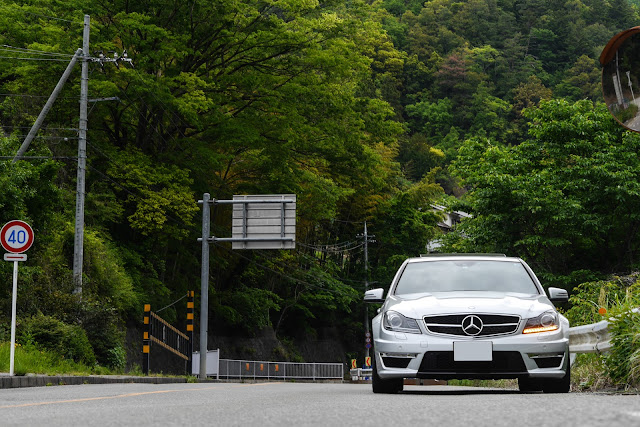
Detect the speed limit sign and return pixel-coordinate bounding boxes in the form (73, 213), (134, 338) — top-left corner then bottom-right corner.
(1, 220), (34, 254)
(2, 220), (34, 376)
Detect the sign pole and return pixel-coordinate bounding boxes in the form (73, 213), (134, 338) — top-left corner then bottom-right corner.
(9, 260), (18, 375)
(1, 220), (35, 376)
(195, 194), (295, 377)
(199, 193), (210, 379)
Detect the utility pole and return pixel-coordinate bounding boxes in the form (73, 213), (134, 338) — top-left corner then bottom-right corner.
(363, 221), (370, 359)
(73, 14), (90, 295)
(359, 221), (375, 360)
(12, 14), (129, 296)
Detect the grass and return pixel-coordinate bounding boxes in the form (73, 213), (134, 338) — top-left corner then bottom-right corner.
(574, 353), (640, 393)
(571, 353), (614, 392)
(0, 342), (196, 380)
(0, 342), (110, 376)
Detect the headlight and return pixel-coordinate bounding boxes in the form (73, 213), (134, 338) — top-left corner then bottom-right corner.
(383, 311), (421, 334)
(522, 311), (560, 334)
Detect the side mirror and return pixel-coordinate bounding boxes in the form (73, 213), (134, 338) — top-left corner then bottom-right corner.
(548, 287), (569, 303)
(600, 27), (640, 132)
(364, 288), (385, 303)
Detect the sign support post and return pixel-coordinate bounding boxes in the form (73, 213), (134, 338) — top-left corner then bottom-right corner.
(197, 194), (295, 378)
(9, 259), (18, 375)
(1, 220), (35, 376)
(199, 193), (210, 380)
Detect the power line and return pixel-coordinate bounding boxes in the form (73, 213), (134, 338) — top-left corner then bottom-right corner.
(155, 292), (189, 314)
(0, 56), (71, 62)
(1, 126), (78, 131)
(330, 219), (365, 225)
(22, 12), (79, 24)
(0, 45), (74, 57)
(211, 241), (356, 297)
(11, 135), (78, 140)
(297, 241), (364, 253)
(0, 156), (75, 160)
(0, 93), (78, 99)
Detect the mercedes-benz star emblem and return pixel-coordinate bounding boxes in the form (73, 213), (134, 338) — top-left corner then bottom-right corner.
(461, 315), (483, 336)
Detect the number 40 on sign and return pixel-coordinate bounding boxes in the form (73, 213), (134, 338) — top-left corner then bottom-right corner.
(1, 220), (34, 254)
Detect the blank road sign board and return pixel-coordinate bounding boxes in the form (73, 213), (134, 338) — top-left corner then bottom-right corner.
(232, 194), (296, 250)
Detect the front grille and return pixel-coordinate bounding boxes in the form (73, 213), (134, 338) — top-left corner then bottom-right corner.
(424, 314), (520, 337)
(418, 351), (527, 379)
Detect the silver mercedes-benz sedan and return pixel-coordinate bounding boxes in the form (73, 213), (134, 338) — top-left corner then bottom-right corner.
(364, 254), (570, 393)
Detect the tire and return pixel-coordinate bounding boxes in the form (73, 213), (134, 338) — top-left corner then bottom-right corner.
(372, 352), (403, 394)
(542, 363), (571, 394)
(518, 376), (543, 392)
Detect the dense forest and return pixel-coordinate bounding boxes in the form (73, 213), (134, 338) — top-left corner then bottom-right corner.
(1, 0), (640, 369)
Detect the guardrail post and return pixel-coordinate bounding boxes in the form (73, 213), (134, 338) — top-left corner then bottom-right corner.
(142, 304), (151, 375)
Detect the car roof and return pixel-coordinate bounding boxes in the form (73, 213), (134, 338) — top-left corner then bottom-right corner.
(409, 254), (522, 263)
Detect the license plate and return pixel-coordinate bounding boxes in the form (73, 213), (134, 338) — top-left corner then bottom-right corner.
(454, 341), (493, 362)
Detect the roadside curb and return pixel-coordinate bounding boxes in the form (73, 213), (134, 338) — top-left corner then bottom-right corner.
(0, 374), (187, 389)
(0, 375), (348, 389)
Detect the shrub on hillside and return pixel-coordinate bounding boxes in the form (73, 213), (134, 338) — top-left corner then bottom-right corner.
(565, 275), (640, 388)
(605, 304), (640, 387)
(17, 314), (96, 366)
(80, 299), (126, 369)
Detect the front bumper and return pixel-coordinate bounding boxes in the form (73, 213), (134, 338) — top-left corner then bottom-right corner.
(374, 325), (569, 380)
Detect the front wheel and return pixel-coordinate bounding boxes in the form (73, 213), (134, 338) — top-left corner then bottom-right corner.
(542, 363), (571, 393)
(518, 376), (543, 392)
(372, 352), (403, 394)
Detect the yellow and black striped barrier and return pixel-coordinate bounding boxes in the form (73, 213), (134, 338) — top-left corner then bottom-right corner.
(186, 291), (195, 374)
(142, 304), (151, 375)
(142, 292), (194, 376)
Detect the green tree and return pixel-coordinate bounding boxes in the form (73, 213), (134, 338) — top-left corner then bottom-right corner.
(447, 99), (640, 288)
(556, 55), (602, 101)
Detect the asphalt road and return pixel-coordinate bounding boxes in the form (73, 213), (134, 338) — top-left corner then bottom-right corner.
(0, 382), (638, 427)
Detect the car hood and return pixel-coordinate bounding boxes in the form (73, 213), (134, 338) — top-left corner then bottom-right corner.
(384, 292), (556, 319)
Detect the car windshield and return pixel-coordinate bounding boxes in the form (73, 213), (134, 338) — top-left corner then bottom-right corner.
(394, 260), (540, 296)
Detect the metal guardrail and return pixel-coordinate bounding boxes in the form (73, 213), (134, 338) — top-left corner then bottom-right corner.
(569, 320), (612, 354)
(217, 359), (344, 381)
(568, 308), (638, 364)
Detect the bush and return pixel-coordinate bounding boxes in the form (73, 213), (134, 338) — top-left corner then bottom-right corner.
(80, 299), (126, 369)
(563, 278), (629, 326)
(17, 314), (96, 365)
(106, 346), (127, 371)
(565, 274), (640, 388)
(0, 342), (94, 376)
(605, 307), (640, 387)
